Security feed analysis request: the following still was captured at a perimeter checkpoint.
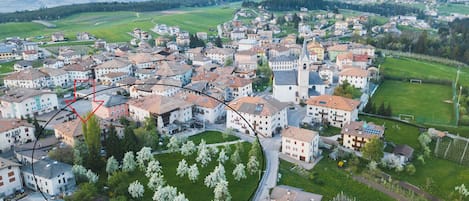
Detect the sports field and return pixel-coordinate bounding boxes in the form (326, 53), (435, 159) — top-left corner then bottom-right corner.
(0, 5), (237, 42)
(382, 57), (469, 87)
(372, 80), (455, 125)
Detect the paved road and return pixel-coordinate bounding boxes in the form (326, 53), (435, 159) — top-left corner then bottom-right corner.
(287, 105), (306, 127)
(253, 136), (281, 201)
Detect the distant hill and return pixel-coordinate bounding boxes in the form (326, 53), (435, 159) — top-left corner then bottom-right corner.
(0, 0), (147, 13)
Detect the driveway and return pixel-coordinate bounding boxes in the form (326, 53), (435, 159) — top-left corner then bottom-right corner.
(287, 105), (306, 127)
(253, 136), (281, 201)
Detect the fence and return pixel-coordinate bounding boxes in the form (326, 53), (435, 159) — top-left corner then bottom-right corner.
(434, 134), (469, 166)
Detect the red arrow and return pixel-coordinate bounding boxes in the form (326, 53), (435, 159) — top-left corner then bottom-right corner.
(65, 79), (104, 124)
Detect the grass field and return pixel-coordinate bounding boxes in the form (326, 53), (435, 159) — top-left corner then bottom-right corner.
(0, 61), (15, 74)
(372, 80), (455, 125)
(0, 5), (237, 42)
(437, 4), (469, 15)
(278, 159), (394, 201)
(187, 131), (240, 144)
(381, 57), (469, 87)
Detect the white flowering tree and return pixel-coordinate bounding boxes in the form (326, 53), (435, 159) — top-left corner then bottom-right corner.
(210, 146), (219, 156)
(153, 185), (178, 201)
(180, 140), (196, 156)
(148, 173), (166, 191)
(197, 139), (207, 152)
(72, 165), (87, 181)
(455, 184), (469, 200)
(136, 147), (153, 170)
(123, 151), (137, 172)
(176, 159), (188, 177)
(232, 163), (246, 181)
(106, 156), (119, 175)
(218, 149), (228, 164)
(187, 164), (199, 182)
(167, 135), (180, 152)
(174, 192), (189, 201)
(204, 163), (226, 188)
(380, 154), (403, 170)
(247, 156), (259, 175)
(196, 144), (211, 167)
(230, 150), (241, 164)
(128, 180), (145, 199)
(146, 160), (163, 178)
(367, 160), (378, 172)
(86, 169), (99, 183)
(223, 144), (232, 155)
(213, 180), (231, 201)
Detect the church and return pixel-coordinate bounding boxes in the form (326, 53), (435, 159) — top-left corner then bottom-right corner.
(272, 40), (326, 104)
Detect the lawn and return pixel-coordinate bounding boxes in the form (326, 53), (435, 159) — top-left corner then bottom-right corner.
(381, 57), (469, 87)
(0, 61), (15, 74)
(371, 80), (455, 125)
(108, 142), (261, 201)
(278, 159), (394, 201)
(0, 5), (237, 42)
(188, 130), (240, 144)
(437, 3), (469, 15)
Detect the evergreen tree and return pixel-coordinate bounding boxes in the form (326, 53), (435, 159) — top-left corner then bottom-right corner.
(106, 125), (124, 160)
(364, 100), (373, 113)
(33, 117), (41, 138)
(215, 36), (223, 48)
(82, 113), (102, 171)
(377, 102), (386, 116)
(385, 104), (393, 117)
(124, 127), (139, 152)
(371, 102), (376, 114)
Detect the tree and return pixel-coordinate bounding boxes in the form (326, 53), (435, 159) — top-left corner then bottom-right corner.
(106, 156), (119, 175)
(153, 185), (178, 201)
(223, 128), (234, 140)
(367, 160), (378, 172)
(174, 192), (189, 201)
(148, 173), (166, 191)
(218, 149), (228, 164)
(124, 126), (139, 152)
(213, 180), (231, 201)
(214, 36), (223, 48)
(377, 102), (386, 115)
(223, 143), (232, 155)
(134, 127), (158, 150)
(187, 164), (199, 182)
(455, 184), (469, 200)
(167, 135), (180, 153)
(176, 159), (188, 177)
(146, 160), (163, 178)
(405, 164), (416, 175)
(106, 125), (124, 160)
(128, 180), (145, 199)
(363, 100), (373, 113)
(385, 103), (393, 116)
(196, 141), (211, 167)
(86, 169), (99, 183)
(362, 137), (384, 161)
(82, 113), (102, 171)
(72, 165), (88, 183)
(235, 141), (244, 153)
(33, 117), (41, 138)
(230, 150), (241, 164)
(180, 141), (196, 156)
(204, 163), (226, 188)
(65, 183), (98, 201)
(48, 146), (74, 164)
(247, 156), (259, 175)
(136, 146), (153, 170)
(122, 151), (136, 172)
(232, 163), (246, 181)
(249, 138), (261, 158)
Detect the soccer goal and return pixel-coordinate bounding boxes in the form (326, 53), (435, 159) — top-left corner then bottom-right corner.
(399, 114), (415, 121)
(410, 79), (422, 84)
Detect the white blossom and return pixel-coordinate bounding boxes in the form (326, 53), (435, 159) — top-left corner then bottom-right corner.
(174, 192), (189, 201)
(232, 163), (246, 181)
(122, 151), (136, 172)
(167, 136), (180, 152)
(176, 159), (189, 177)
(230, 150), (241, 164)
(196, 145), (211, 167)
(218, 149), (228, 164)
(148, 173), (166, 191)
(146, 160), (163, 178)
(72, 165), (87, 179)
(136, 147), (153, 169)
(247, 156), (259, 175)
(86, 169), (99, 183)
(204, 163), (226, 188)
(180, 141), (196, 156)
(213, 180), (231, 201)
(106, 156), (119, 175)
(128, 180), (145, 199)
(153, 185), (178, 201)
(187, 164), (199, 182)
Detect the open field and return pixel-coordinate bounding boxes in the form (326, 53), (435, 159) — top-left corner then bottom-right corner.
(372, 80), (455, 125)
(0, 5), (237, 42)
(437, 4), (469, 15)
(187, 130), (240, 144)
(381, 57), (469, 87)
(0, 61), (15, 74)
(278, 159), (394, 201)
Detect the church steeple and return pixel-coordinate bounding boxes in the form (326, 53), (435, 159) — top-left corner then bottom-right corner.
(299, 38), (311, 63)
(297, 38), (311, 102)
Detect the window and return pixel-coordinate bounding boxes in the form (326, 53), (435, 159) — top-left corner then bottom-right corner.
(0, 182), (3, 186)
(9, 178), (15, 183)
(7, 171), (13, 177)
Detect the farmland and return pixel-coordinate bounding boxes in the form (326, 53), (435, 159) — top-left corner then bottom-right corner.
(0, 5), (237, 42)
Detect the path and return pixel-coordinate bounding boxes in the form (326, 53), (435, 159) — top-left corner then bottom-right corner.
(152, 139), (245, 155)
(253, 136), (281, 201)
(352, 175), (409, 201)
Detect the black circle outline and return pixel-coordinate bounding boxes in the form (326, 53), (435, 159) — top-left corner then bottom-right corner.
(31, 82), (265, 200)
